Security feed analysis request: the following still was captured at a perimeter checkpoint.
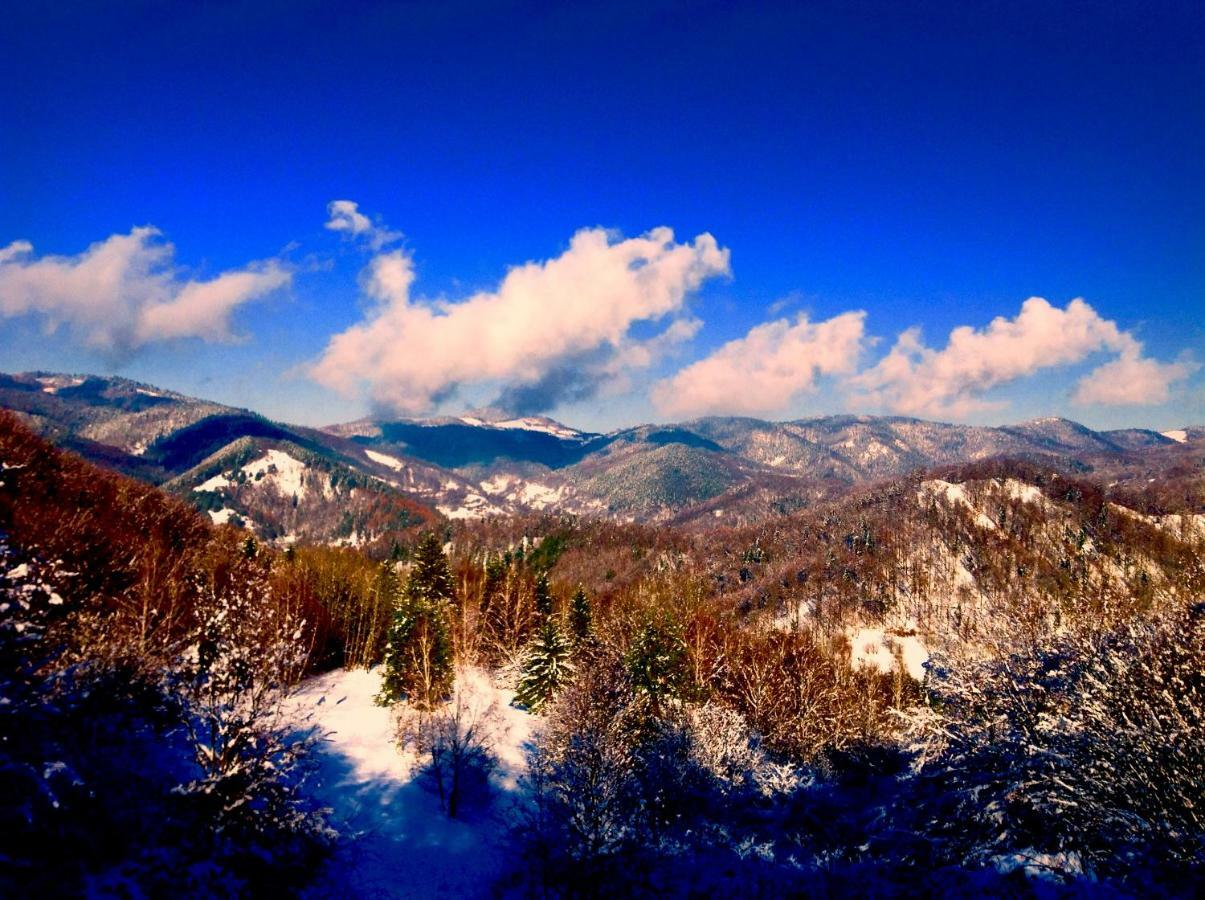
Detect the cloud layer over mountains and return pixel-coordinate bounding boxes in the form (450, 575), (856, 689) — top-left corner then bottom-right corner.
(0, 205), (1195, 422)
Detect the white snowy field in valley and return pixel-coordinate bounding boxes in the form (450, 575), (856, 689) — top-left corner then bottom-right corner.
(287, 666), (538, 898)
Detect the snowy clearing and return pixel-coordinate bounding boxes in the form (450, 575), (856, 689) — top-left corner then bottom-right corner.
(288, 666), (537, 898)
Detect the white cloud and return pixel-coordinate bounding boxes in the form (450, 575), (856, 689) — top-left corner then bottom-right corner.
(852, 297), (1190, 417)
(325, 200), (402, 250)
(0, 227), (290, 354)
(1073, 350), (1197, 406)
(651, 311), (867, 418)
(309, 224), (731, 414)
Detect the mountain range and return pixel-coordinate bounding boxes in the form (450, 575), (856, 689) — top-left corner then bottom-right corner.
(2, 370), (1200, 549)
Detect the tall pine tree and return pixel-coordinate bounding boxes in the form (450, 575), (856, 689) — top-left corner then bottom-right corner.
(569, 586), (592, 644)
(515, 618), (574, 712)
(625, 617), (687, 716)
(533, 571), (553, 617)
(378, 533), (455, 709)
(406, 532), (456, 606)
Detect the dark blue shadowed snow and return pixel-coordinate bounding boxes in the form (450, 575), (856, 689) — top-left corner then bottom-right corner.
(287, 667), (538, 898)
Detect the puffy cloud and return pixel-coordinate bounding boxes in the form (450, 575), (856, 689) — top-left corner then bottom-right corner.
(852, 297), (1190, 417)
(309, 225), (730, 415)
(325, 200), (402, 250)
(651, 311), (867, 418)
(1072, 350), (1197, 406)
(0, 227), (290, 354)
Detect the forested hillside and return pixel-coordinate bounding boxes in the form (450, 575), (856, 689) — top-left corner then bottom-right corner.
(2, 408), (1201, 894)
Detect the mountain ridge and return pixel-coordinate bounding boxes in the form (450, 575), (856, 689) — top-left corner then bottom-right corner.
(2, 370), (1200, 543)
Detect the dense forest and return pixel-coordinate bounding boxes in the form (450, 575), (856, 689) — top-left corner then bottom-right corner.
(1, 409), (1201, 895)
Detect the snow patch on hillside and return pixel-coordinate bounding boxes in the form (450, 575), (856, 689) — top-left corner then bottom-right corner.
(437, 492), (501, 520)
(479, 474), (514, 495)
(365, 449), (405, 472)
(242, 449), (311, 499)
(1161, 429), (1187, 443)
(517, 481), (564, 509)
(1000, 478), (1045, 506)
(493, 417), (582, 439)
(36, 375), (84, 394)
(477, 475), (574, 513)
(846, 627), (929, 681)
(196, 473), (231, 492)
(208, 507), (239, 525)
(918, 480), (997, 530)
(919, 477), (1049, 531)
(1110, 503), (1205, 542)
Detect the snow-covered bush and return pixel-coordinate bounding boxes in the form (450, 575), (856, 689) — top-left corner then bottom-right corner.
(0, 537), (77, 878)
(523, 650), (647, 869)
(685, 702), (764, 790)
(681, 701), (810, 798)
(915, 603), (1204, 885)
(167, 570), (331, 853)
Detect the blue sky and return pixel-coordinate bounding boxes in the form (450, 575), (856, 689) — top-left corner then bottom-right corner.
(1, 0), (1201, 431)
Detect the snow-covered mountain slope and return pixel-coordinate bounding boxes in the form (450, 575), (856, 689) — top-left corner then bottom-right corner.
(167, 438), (434, 547)
(5, 370), (1203, 530)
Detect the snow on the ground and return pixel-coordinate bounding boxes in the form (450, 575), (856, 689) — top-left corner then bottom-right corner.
(1162, 429), (1187, 443)
(288, 666), (537, 898)
(243, 449), (313, 500)
(365, 449), (405, 472)
(846, 627), (929, 681)
(517, 481), (564, 509)
(36, 374), (84, 393)
(919, 477), (1051, 531)
(492, 417), (582, 439)
(477, 475), (569, 512)
(999, 478), (1045, 506)
(208, 507), (239, 525)
(918, 480), (997, 530)
(1110, 503), (1205, 542)
(195, 448), (324, 500)
(479, 474), (515, 495)
(196, 473), (231, 492)
(437, 492), (502, 520)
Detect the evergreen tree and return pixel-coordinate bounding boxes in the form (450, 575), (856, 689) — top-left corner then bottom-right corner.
(378, 534), (455, 709)
(569, 586), (592, 644)
(534, 571), (553, 618)
(625, 618), (687, 715)
(515, 618), (574, 712)
(406, 532), (456, 606)
(480, 553), (506, 618)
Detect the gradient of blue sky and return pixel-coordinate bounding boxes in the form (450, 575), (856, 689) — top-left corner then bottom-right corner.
(1, 0), (1201, 430)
